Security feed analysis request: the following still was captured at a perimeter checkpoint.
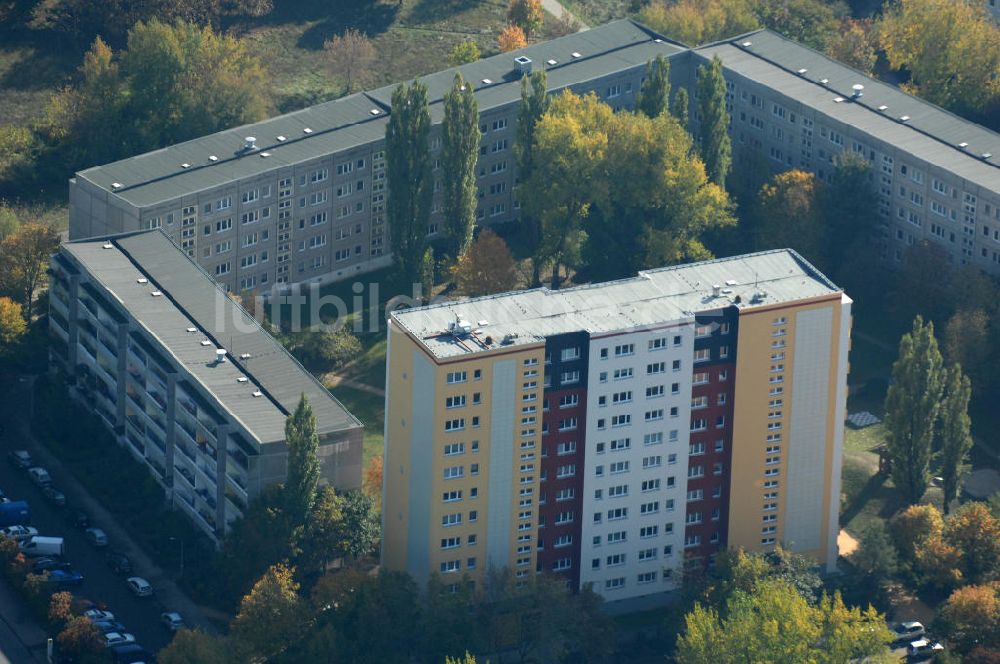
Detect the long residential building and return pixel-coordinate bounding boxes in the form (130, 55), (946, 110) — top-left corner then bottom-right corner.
(48, 230), (364, 541)
(382, 249), (851, 602)
(67, 20), (1000, 291)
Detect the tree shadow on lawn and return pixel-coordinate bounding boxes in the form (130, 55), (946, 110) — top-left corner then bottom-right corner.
(0, 29), (80, 92)
(407, 0), (484, 25)
(840, 470), (888, 528)
(295, 1), (401, 50)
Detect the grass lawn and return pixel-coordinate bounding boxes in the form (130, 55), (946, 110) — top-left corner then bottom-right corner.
(236, 0), (509, 112)
(330, 384), (385, 466)
(558, 0), (630, 25)
(0, 31), (78, 127)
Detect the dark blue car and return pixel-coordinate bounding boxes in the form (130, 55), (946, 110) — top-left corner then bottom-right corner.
(47, 569), (84, 587)
(92, 619), (128, 635)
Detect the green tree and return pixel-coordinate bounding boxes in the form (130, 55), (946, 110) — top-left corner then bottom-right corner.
(451, 229), (519, 296)
(852, 521), (898, 581)
(230, 563), (305, 662)
(877, 0), (1000, 117)
(29, 0), (223, 46)
(823, 151), (879, 270)
(676, 579), (893, 663)
(219, 485), (295, 604)
(386, 81), (432, 283)
(891, 503), (945, 564)
(44, 21), (269, 171)
(583, 105), (733, 280)
(696, 55), (731, 189)
(449, 41), (480, 66)
(0, 222), (59, 321)
(323, 28), (376, 94)
(826, 18), (878, 74)
(754, 0), (846, 50)
(639, 0), (759, 46)
(514, 70), (549, 286)
(520, 92), (609, 289)
(938, 364), (972, 515)
(752, 169), (824, 262)
(441, 73), (480, 260)
(884, 316), (945, 505)
(945, 502), (1000, 583)
(334, 570), (422, 663)
(0, 126), (37, 183)
(420, 246), (434, 303)
(47, 591), (72, 627)
(284, 395), (321, 527)
(339, 489), (380, 560)
(293, 328), (362, 372)
(0, 297), (27, 352)
(298, 486), (346, 574)
(672, 86), (690, 130)
(158, 629), (229, 664)
(422, 575), (480, 663)
(636, 54), (670, 118)
(498, 24), (528, 52)
(445, 654), (477, 664)
(943, 309), (992, 390)
(507, 0), (544, 36)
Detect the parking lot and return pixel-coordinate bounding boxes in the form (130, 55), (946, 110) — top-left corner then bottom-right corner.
(0, 374), (220, 659)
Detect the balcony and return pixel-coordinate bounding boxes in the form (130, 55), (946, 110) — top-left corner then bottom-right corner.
(226, 471), (247, 495)
(146, 430), (167, 455)
(176, 466), (195, 487)
(126, 365), (145, 387)
(196, 461), (218, 485)
(227, 446), (249, 472)
(127, 343), (147, 368)
(98, 334), (118, 359)
(125, 431), (145, 457)
(176, 419), (198, 445)
(146, 388), (166, 410)
(126, 389), (145, 410)
(176, 444), (196, 463)
(225, 492), (246, 515)
(196, 487), (217, 510)
(125, 414), (146, 435)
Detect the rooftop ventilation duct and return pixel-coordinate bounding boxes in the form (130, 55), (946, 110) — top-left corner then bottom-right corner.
(851, 83), (864, 98)
(514, 55), (532, 75)
(243, 136), (257, 151)
(216, 349), (227, 363)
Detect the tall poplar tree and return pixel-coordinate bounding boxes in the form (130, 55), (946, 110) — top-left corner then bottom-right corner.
(696, 55), (732, 189)
(938, 364), (972, 514)
(284, 395), (321, 527)
(636, 54), (670, 118)
(441, 73), (481, 260)
(672, 86), (690, 131)
(386, 81), (433, 283)
(884, 316), (945, 505)
(513, 70), (548, 286)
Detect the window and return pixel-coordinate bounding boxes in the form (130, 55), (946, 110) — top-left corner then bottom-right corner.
(611, 414), (631, 428)
(447, 371), (467, 384)
(443, 491), (463, 502)
(645, 409), (664, 422)
(440, 560), (460, 573)
(556, 464), (576, 478)
(610, 461), (629, 474)
(613, 367), (633, 381)
(443, 466), (464, 480)
(609, 438), (631, 451)
(640, 501), (659, 515)
(644, 432), (663, 446)
(442, 513), (462, 527)
(640, 525), (658, 538)
(642, 455), (662, 469)
(642, 479), (661, 492)
(649, 337), (667, 351)
(694, 349), (710, 362)
(561, 347), (580, 361)
(647, 362), (666, 375)
(607, 507), (627, 520)
(558, 417), (577, 432)
(444, 419), (465, 432)
(560, 370), (580, 385)
(556, 441), (577, 455)
(614, 343), (634, 357)
(443, 443), (465, 456)
(608, 484), (628, 498)
(612, 391), (632, 404)
(559, 394), (578, 408)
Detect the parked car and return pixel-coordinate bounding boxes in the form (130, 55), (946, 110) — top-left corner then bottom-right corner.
(84, 527), (108, 547)
(27, 467), (51, 486)
(125, 577), (152, 597)
(907, 638), (944, 661)
(160, 611), (184, 632)
(8, 450), (32, 469)
(68, 510), (90, 530)
(105, 550), (131, 575)
(1, 525), (38, 541)
(892, 621), (926, 645)
(41, 486), (66, 507)
(47, 569), (84, 587)
(83, 608), (115, 622)
(102, 632), (136, 649)
(109, 643), (152, 664)
(0, 501), (30, 528)
(32, 558), (73, 574)
(92, 620), (128, 635)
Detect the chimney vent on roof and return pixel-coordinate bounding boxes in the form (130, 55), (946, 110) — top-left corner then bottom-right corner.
(136, 277), (148, 284)
(571, 51), (582, 58)
(983, 153), (993, 161)
(180, 163), (190, 169)
(898, 115), (910, 122)
(958, 142), (969, 148)
(369, 109), (380, 115)
(303, 127), (313, 134)
(216, 349), (227, 363)
(251, 390), (263, 398)
(243, 136), (257, 151)
(260, 151), (271, 158)
(878, 104), (888, 111)
(712, 284), (722, 297)
(276, 135), (287, 141)
(237, 376), (248, 383)
(741, 41), (752, 47)
(186, 327), (196, 333)
(111, 182), (122, 190)
(797, 68), (808, 75)
(481, 78), (493, 85)
(208, 155), (218, 162)
(239, 353), (252, 360)
(151, 291), (162, 297)
(102, 242), (113, 249)
(546, 58), (557, 66)
(514, 55), (532, 74)
(851, 83), (864, 98)
(820, 78), (829, 86)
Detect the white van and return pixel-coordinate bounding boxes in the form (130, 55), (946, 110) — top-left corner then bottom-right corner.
(19, 536), (65, 557)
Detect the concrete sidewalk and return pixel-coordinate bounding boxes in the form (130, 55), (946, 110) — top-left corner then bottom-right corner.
(0, 578), (47, 663)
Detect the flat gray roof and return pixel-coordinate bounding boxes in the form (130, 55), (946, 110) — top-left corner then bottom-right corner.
(62, 230), (362, 445)
(75, 20), (684, 209)
(392, 249), (843, 360)
(696, 31), (1000, 191)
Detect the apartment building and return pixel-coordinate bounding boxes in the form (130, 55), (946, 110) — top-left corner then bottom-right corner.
(383, 249), (851, 602)
(683, 31), (1000, 271)
(48, 230), (363, 541)
(68, 22), (684, 292)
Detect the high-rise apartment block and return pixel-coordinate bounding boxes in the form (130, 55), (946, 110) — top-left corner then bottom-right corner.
(68, 21), (1000, 292)
(48, 230), (363, 541)
(382, 249), (851, 601)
